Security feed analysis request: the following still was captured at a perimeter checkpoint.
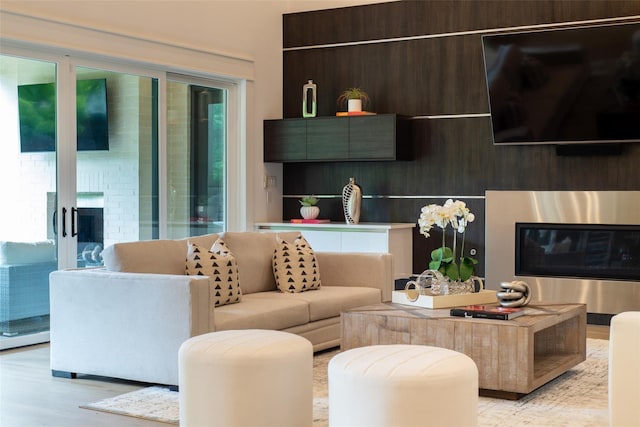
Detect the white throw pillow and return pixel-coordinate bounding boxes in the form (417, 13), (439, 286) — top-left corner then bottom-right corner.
(186, 239), (242, 307)
(272, 235), (321, 293)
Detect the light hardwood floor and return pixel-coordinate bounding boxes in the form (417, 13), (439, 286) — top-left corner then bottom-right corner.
(1, 343), (168, 427)
(0, 325), (609, 427)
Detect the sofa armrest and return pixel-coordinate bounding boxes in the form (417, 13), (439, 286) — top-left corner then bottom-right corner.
(315, 252), (393, 302)
(49, 269), (213, 385)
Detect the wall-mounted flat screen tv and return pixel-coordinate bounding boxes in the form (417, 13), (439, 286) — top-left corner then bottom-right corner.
(18, 78), (109, 152)
(481, 22), (640, 145)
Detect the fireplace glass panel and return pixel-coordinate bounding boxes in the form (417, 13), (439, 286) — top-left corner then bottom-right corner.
(76, 207), (103, 267)
(516, 223), (640, 281)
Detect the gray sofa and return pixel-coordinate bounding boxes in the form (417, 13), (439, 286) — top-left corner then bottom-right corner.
(49, 231), (392, 386)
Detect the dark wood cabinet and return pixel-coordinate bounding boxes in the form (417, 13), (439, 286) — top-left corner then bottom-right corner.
(264, 119), (306, 162)
(307, 117), (349, 160)
(349, 114), (399, 159)
(264, 114), (409, 162)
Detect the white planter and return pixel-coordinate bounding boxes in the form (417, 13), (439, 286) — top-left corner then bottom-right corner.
(348, 99), (362, 112)
(300, 206), (320, 220)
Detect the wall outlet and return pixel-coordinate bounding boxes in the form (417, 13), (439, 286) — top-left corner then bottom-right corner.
(263, 174), (276, 189)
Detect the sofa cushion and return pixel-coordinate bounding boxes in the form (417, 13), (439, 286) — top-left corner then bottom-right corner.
(185, 239), (241, 307)
(273, 235), (321, 293)
(252, 287), (381, 322)
(103, 233), (218, 274)
(180, 233), (221, 250)
(214, 292), (310, 331)
(0, 240), (56, 265)
(218, 231), (300, 295)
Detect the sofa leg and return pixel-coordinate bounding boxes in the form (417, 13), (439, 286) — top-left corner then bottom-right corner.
(52, 370), (76, 379)
(168, 385), (179, 392)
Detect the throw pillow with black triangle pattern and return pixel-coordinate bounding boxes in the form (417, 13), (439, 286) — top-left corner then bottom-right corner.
(272, 234), (321, 293)
(185, 239), (242, 306)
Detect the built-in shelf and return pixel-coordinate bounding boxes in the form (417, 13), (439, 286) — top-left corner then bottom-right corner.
(255, 222), (415, 280)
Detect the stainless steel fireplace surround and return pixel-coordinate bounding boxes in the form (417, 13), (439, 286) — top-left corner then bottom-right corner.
(486, 191), (640, 317)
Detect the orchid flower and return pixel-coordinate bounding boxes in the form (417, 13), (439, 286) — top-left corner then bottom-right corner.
(417, 199), (478, 281)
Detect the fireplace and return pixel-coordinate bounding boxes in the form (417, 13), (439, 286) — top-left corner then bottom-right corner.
(485, 191), (640, 324)
(46, 192), (105, 266)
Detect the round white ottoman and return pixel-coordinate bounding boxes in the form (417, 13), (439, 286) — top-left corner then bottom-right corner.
(328, 345), (478, 427)
(179, 329), (313, 427)
(609, 311), (640, 427)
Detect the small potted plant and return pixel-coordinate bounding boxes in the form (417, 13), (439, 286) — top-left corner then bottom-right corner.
(336, 87), (370, 112)
(299, 196), (319, 219)
(417, 199), (478, 283)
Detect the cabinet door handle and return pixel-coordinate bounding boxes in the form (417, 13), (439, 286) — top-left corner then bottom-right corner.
(62, 207), (67, 237)
(71, 207), (78, 237)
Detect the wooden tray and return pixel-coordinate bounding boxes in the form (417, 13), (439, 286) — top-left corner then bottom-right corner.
(391, 289), (498, 309)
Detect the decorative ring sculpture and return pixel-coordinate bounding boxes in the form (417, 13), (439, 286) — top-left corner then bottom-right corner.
(404, 280), (421, 302)
(497, 280), (531, 307)
(404, 270), (446, 301)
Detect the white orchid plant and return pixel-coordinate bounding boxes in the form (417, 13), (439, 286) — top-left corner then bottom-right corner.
(418, 199), (478, 282)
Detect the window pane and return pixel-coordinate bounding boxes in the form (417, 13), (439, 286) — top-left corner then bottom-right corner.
(167, 81), (226, 238)
(75, 67), (159, 267)
(0, 55), (57, 344)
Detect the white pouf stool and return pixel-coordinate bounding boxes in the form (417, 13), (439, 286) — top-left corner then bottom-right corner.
(609, 311), (640, 427)
(179, 329), (313, 427)
(329, 345), (478, 427)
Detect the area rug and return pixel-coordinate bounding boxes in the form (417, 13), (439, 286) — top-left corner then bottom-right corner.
(81, 338), (609, 426)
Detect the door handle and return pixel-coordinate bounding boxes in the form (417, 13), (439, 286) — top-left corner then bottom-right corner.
(71, 207), (78, 237)
(62, 207), (67, 237)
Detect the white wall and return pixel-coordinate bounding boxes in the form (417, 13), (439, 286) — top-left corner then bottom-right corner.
(0, 0), (390, 230)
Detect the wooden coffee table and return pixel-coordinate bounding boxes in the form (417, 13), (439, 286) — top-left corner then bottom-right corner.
(341, 302), (586, 399)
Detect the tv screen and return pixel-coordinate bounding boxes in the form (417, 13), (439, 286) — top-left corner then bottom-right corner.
(481, 22), (640, 145)
(18, 78), (109, 152)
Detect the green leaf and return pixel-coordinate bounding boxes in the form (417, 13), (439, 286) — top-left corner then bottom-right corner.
(430, 247), (444, 262)
(459, 257), (478, 282)
(441, 247), (454, 263)
(459, 263), (473, 282)
(463, 256), (479, 266)
(299, 196), (318, 206)
(429, 248), (444, 271)
(445, 263), (459, 281)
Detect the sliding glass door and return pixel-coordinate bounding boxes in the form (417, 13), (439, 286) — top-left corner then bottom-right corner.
(1, 51), (235, 350)
(0, 55), (160, 349)
(73, 66), (159, 265)
(0, 55), (58, 348)
(166, 77), (228, 239)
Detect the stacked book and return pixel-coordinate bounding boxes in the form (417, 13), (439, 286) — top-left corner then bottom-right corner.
(335, 111), (377, 116)
(450, 305), (524, 320)
(290, 219), (330, 224)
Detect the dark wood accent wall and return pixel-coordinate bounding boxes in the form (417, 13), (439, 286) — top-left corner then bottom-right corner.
(279, 0), (640, 277)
